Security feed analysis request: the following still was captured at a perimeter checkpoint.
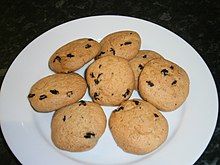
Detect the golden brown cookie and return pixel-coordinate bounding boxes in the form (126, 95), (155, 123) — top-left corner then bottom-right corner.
(51, 100), (107, 152)
(86, 56), (135, 106)
(97, 31), (141, 60)
(129, 50), (164, 89)
(27, 73), (87, 112)
(138, 58), (190, 111)
(49, 38), (101, 73)
(109, 99), (168, 155)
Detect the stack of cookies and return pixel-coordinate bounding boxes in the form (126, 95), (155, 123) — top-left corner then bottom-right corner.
(27, 30), (190, 155)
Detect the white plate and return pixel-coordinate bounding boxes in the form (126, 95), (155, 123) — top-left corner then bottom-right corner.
(0, 15), (218, 165)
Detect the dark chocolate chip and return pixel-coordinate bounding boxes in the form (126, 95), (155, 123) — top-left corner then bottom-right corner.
(94, 73), (103, 85)
(111, 93), (114, 96)
(154, 113), (159, 117)
(170, 65), (174, 70)
(50, 89), (59, 94)
(39, 95), (47, 100)
(138, 64), (144, 70)
(124, 41), (132, 45)
(93, 92), (100, 100)
(110, 48), (115, 55)
(66, 91), (73, 97)
(114, 106), (124, 112)
(146, 81), (154, 87)
(28, 93), (35, 98)
(142, 54), (147, 58)
(67, 53), (75, 58)
(63, 115), (66, 122)
(79, 100), (86, 106)
(53, 56), (61, 63)
(90, 72), (95, 78)
(122, 89), (130, 98)
(161, 69), (169, 76)
(99, 64), (102, 68)
(100, 51), (105, 55)
(88, 38), (93, 41)
(172, 80), (177, 85)
(85, 44), (92, 48)
(133, 100), (139, 105)
(84, 132), (95, 138)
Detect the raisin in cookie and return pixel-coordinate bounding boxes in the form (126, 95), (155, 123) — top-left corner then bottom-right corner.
(97, 31), (141, 60)
(138, 58), (190, 111)
(49, 38), (101, 73)
(86, 56), (135, 106)
(28, 73), (87, 112)
(109, 99), (168, 155)
(129, 50), (163, 89)
(51, 100), (107, 152)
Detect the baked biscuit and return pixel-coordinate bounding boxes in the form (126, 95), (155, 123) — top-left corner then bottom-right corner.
(109, 99), (168, 154)
(97, 31), (141, 60)
(51, 100), (107, 152)
(129, 50), (163, 89)
(27, 73), (87, 112)
(138, 58), (190, 111)
(86, 56), (135, 106)
(49, 38), (101, 73)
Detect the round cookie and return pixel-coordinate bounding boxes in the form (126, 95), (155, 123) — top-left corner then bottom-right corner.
(51, 100), (107, 152)
(86, 56), (135, 106)
(27, 73), (87, 112)
(129, 50), (164, 89)
(138, 58), (190, 111)
(49, 38), (101, 73)
(97, 31), (141, 60)
(109, 99), (168, 155)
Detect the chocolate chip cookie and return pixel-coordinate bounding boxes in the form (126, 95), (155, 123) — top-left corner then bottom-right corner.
(51, 100), (107, 152)
(109, 99), (168, 154)
(138, 58), (190, 111)
(49, 38), (101, 73)
(28, 73), (87, 112)
(86, 56), (135, 106)
(97, 31), (141, 60)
